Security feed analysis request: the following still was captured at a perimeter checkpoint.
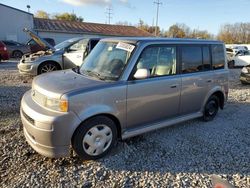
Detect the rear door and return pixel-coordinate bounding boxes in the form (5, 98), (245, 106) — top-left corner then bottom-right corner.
(63, 39), (88, 68)
(126, 45), (181, 129)
(180, 45), (214, 115)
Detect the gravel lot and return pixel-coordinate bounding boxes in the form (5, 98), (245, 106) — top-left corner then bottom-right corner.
(0, 61), (249, 188)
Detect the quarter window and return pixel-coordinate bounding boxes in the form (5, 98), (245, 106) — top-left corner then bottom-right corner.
(211, 45), (225, 69)
(136, 46), (177, 78)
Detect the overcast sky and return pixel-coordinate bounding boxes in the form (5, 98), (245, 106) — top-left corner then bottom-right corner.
(1, 0), (250, 34)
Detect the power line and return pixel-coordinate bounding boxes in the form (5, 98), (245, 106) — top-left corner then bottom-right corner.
(105, 6), (113, 24)
(154, 0), (162, 36)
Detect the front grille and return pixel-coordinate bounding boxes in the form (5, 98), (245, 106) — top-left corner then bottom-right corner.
(22, 110), (35, 125)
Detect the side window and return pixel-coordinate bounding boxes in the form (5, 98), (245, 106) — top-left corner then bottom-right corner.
(136, 46), (177, 78)
(90, 40), (99, 49)
(203, 46), (212, 71)
(181, 46), (203, 73)
(211, 44), (225, 69)
(69, 39), (88, 51)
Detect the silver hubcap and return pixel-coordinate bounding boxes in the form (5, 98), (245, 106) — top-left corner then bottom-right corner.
(83, 125), (112, 156)
(41, 64), (56, 73)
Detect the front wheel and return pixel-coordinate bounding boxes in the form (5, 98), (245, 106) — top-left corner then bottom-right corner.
(203, 95), (219, 122)
(13, 50), (23, 58)
(38, 62), (59, 74)
(72, 116), (117, 160)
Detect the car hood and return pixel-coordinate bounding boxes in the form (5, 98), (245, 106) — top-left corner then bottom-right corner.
(32, 69), (111, 99)
(23, 28), (55, 51)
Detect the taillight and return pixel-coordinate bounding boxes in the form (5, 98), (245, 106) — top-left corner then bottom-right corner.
(4, 47), (7, 51)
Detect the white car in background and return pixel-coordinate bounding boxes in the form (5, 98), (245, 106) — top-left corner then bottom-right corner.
(228, 51), (250, 68)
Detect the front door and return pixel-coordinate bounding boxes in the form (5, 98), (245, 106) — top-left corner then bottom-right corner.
(126, 45), (181, 129)
(63, 39), (88, 68)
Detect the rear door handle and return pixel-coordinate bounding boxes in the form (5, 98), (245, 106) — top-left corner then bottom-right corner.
(207, 80), (212, 83)
(170, 85), (177, 88)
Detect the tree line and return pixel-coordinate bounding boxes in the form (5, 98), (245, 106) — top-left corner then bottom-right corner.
(137, 20), (250, 44)
(35, 10), (83, 22)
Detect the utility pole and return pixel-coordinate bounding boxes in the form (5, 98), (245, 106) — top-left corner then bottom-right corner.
(105, 6), (113, 24)
(154, 0), (162, 36)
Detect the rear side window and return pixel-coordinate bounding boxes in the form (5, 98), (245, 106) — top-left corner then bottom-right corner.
(181, 46), (203, 73)
(211, 45), (225, 69)
(203, 46), (212, 71)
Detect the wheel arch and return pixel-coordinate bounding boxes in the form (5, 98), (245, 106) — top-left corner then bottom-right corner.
(71, 113), (122, 143)
(12, 50), (23, 56)
(37, 60), (62, 74)
(203, 88), (225, 110)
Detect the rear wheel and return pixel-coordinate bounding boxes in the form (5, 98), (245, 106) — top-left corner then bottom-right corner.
(38, 62), (60, 74)
(72, 116), (117, 160)
(203, 95), (219, 121)
(12, 50), (23, 58)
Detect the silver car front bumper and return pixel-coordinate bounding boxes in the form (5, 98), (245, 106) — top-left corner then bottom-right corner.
(21, 90), (81, 158)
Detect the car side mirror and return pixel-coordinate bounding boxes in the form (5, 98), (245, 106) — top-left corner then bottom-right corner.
(134, 68), (150, 79)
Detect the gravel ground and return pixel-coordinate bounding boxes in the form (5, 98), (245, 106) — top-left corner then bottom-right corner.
(0, 62), (249, 188)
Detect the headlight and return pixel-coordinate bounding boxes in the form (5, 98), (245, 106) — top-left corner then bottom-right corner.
(241, 67), (249, 74)
(45, 97), (68, 112)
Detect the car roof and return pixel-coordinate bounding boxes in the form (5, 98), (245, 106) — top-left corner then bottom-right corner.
(101, 37), (224, 45)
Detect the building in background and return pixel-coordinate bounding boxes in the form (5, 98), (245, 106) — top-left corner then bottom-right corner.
(33, 18), (152, 44)
(0, 3), (33, 43)
(0, 3), (151, 45)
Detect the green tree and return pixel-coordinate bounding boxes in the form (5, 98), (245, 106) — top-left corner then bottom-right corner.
(53, 13), (83, 22)
(35, 10), (49, 19)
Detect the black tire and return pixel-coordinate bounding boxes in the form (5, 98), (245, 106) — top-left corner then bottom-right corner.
(38, 62), (60, 75)
(203, 95), (219, 122)
(228, 60), (235, 69)
(72, 116), (117, 160)
(12, 50), (23, 59)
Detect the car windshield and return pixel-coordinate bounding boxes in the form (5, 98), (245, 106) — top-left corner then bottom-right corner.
(80, 41), (135, 81)
(54, 38), (82, 50)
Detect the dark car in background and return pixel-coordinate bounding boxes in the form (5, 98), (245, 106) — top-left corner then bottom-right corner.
(26, 38), (55, 53)
(0, 41), (9, 62)
(2, 40), (30, 58)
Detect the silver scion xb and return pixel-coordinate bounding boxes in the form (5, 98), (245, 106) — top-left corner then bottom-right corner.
(18, 29), (100, 75)
(20, 38), (229, 159)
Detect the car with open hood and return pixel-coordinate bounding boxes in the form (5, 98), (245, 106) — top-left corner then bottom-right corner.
(20, 37), (229, 159)
(18, 28), (100, 75)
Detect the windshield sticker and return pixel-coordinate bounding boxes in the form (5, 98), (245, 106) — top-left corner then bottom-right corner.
(116, 42), (135, 52)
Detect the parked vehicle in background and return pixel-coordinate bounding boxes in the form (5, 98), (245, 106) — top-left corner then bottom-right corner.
(240, 65), (250, 84)
(18, 28), (100, 75)
(228, 50), (250, 68)
(2, 40), (30, 58)
(0, 41), (9, 62)
(231, 45), (248, 54)
(20, 38), (229, 159)
(27, 38), (55, 53)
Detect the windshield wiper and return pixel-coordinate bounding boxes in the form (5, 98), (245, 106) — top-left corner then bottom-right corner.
(82, 70), (106, 80)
